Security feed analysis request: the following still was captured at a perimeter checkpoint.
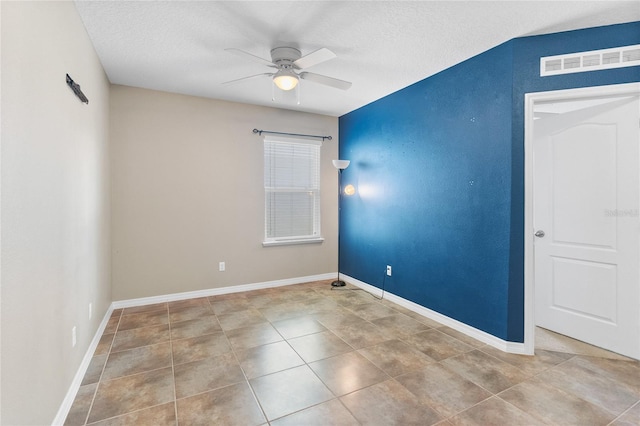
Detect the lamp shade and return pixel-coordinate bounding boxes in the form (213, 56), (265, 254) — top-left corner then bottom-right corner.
(332, 159), (350, 170)
(273, 70), (299, 91)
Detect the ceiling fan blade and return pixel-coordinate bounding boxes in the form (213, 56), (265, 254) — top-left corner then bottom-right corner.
(222, 73), (273, 85)
(225, 48), (275, 68)
(299, 72), (352, 90)
(294, 48), (336, 69)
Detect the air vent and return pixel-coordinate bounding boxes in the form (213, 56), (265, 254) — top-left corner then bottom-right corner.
(540, 44), (640, 76)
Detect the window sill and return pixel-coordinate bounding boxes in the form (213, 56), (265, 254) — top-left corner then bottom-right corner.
(262, 237), (325, 247)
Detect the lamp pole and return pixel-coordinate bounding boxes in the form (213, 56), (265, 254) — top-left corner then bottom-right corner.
(331, 160), (350, 287)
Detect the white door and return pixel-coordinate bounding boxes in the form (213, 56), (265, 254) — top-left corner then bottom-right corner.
(533, 92), (640, 359)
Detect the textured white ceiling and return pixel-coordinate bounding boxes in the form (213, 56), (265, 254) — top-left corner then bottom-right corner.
(74, 1), (639, 117)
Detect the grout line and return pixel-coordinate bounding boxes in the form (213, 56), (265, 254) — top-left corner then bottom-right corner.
(165, 304), (178, 426)
(494, 394), (547, 423)
(222, 304), (271, 424)
(608, 399), (640, 425)
(83, 402), (174, 426)
(81, 310), (123, 426)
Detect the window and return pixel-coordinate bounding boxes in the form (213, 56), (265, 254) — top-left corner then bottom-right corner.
(263, 136), (323, 246)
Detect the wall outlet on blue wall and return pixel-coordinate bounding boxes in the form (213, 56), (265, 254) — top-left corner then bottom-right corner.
(386, 265), (392, 276)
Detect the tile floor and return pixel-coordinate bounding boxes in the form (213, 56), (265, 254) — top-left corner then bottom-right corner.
(65, 280), (640, 425)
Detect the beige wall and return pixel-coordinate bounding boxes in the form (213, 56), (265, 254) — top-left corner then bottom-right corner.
(1, 1), (111, 424)
(110, 86), (339, 300)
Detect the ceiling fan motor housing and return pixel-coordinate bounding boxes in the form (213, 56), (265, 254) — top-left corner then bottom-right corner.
(270, 47), (301, 69)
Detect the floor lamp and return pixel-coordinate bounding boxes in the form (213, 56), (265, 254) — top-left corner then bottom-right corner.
(332, 159), (350, 287)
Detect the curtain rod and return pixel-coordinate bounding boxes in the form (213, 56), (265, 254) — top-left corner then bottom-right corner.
(253, 128), (332, 141)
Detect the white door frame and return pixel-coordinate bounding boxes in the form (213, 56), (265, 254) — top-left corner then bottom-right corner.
(523, 82), (640, 355)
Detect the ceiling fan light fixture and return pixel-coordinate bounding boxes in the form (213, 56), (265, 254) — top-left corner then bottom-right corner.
(273, 69), (299, 91)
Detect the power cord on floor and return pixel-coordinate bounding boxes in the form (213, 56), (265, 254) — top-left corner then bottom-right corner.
(329, 267), (387, 301)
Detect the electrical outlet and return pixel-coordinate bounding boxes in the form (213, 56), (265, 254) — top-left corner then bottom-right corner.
(72, 326), (77, 347)
(386, 265), (392, 276)
(89, 302), (92, 320)
(219, 261), (225, 272)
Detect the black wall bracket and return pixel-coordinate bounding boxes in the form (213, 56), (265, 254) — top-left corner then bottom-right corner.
(66, 74), (89, 104)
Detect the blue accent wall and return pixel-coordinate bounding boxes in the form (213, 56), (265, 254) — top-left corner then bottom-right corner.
(339, 22), (640, 342)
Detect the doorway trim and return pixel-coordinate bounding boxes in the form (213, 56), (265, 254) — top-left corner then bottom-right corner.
(523, 82), (640, 356)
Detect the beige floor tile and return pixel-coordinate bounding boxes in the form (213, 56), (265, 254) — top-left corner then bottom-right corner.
(309, 351), (389, 396)
(613, 401), (640, 426)
(299, 279), (332, 289)
(111, 324), (170, 352)
(270, 399), (359, 426)
(271, 315), (327, 339)
(370, 314), (432, 340)
(87, 402), (176, 426)
(172, 331), (232, 365)
(536, 327), (634, 360)
(258, 304), (310, 322)
(168, 304), (214, 323)
(331, 320), (394, 349)
(358, 339), (435, 377)
(235, 340), (304, 379)
(209, 290), (250, 301)
(442, 350), (530, 394)
(299, 296), (341, 313)
(288, 330), (353, 363)
(433, 420), (455, 426)
(379, 302), (443, 328)
(250, 365), (333, 420)
(94, 333), (115, 356)
(225, 322), (283, 351)
(88, 367), (174, 423)
(311, 308), (365, 330)
(176, 382), (266, 426)
(64, 383), (97, 426)
(278, 290), (316, 303)
(347, 302), (399, 321)
(104, 316), (121, 334)
(167, 297), (209, 310)
(110, 309), (124, 318)
(479, 345), (573, 376)
(403, 329), (474, 361)
(535, 356), (640, 416)
(117, 309), (169, 331)
(210, 298), (252, 315)
(570, 355), (640, 394)
(396, 363), (492, 418)
(82, 354), (107, 386)
(436, 326), (485, 348)
(122, 303), (167, 316)
(217, 308), (268, 331)
(448, 396), (545, 426)
(174, 352), (245, 399)
(499, 376), (616, 425)
(341, 379), (442, 425)
(170, 315), (221, 340)
(324, 284), (376, 306)
(102, 342), (172, 380)
(245, 293), (279, 309)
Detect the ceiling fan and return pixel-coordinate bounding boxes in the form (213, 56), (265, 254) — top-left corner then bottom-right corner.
(223, 46), (352, 92)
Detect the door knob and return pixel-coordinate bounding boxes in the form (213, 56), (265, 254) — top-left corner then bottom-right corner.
(535, 230), (545, 238)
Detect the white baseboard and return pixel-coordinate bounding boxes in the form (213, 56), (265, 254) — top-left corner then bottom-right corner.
(52, 304), (114, 425)
(342, 274), (528, 355)
(112, 273), (336, 309)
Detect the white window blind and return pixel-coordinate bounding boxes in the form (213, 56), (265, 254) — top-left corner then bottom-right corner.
(263, 136), (322, 245)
